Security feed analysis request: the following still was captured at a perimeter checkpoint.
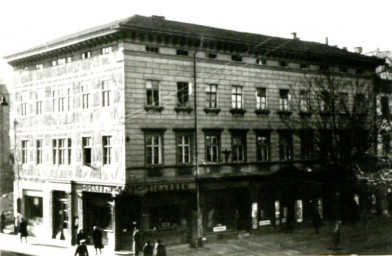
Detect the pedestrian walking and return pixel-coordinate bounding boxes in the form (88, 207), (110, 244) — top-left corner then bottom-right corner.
(332, 221), (341, 250)
(74, 239), (89, 256)
(153, 239), (166, 256)
(76, 229), (87, 245)
(132, 226), (141, 256)
(312, 210), (322, 234)
(143, 240), (153, 256)
(92, 226), (103, 255)
(0, 211), (6, 233)
(19, 218), (28, 243)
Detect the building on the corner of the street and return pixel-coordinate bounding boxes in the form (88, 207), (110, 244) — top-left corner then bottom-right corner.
(0, 83), (12, 196)
(3, 15), (385, 251)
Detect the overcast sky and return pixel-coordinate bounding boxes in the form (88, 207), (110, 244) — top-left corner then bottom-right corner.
(1, 0), (391, 84)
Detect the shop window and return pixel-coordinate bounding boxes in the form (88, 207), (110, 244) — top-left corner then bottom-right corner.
(149, 205), (180, 231)
(146, 80), (160, 106)
(176, 132), (192, 164)
(177, 82), (189, 107)
(300, 130), (314, 160)
(279, 89), (289, 111)
(25, 196), (43, 220)
(21, 140), (28, 164)
(231, 131), (247, 162)
(256, 131), (270, 161)
(299, 90), (310, 112)
(232, 86), (243, 109)
(206, 84), (218, 108)
(144, 131), (164, 165)
(279, 131), (293, 160)
(102, 136), (112, 165)
(256, 88), (267, 110)
(102, 80), (111, 107)
(83, 137), (92, 165)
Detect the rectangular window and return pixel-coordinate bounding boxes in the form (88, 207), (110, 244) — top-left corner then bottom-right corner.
(300, 90), (310, 112)
(279, 89), (289, 111)
(52, 89), (66, 112)
(320, 91), (331, 113)
(103, 136), (112, 165)
(52, 139), (57, 165)
(59, 139), (66, 165)
(231, 132), (247, 162)
(102, 80), (111, 107)
(256, 88), (267, 110)
(101, 47), (112, 55)
(205, 131), (221, 163)
(320, 130), (332, 161)
(81, 83), (90, 109)
(207, 53), (217, 59)
(381, 96), (389, 117)
(52, 60), (57, 66)
(145, 134), (163, 165)
(82, 51), (91, 60)
(67, 88), (72, 111)
(176, 50), (188, 56)
(300, 131), (313, 160)
(58, 58), (66, 65)
(338, 93), (348, 113)
(67, 139), (72, 165)
(206, 84), (217, 108)
(20, 94), (27, 116)
(177, 82), (189, 107)
(35, 92), (42, 115)
(36, 140), (43, 164)
(146, 46), (159, 53)
(36, 64), (43, 70)
(146, 80), (160, 106)
(256, 131), (270, 161)
(177, 133), (192, 164)
(22, 140), (28, 164)
(232, 86), (243, 109)
(82, 137), (92, 165)
(279, 131), (293, 160)
(354, 93), (366, 114)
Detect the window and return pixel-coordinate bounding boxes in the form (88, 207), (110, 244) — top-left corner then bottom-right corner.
(256, 131), (270, 161)
(338, 93), (348, 113)
(300, 90), (310, 112)
(67, 88), (72, 111)
(150, 204), (180, 231)
(59, 139), (66, 165)
(206, 84), (217, 108)
(231, 131), (247, 162)
(256, 88), (267, 110)
(101, 47), (112, 55)
(279, 89), (289, 111)
(176, 133), (192, 164)
(320, 130), (332, 161)
(22, 140), (28, 164)
(205, 131), (221, 163)
(67, 139), (72, 165)
(58, 58), (66, 65)
(82, 51), (91, 60)
(300, 63), (309, 69)
(67, 57), (72, 63)
(146, 81), (160, 106)
(145, 133), (163, 165)
(52, 89), (66, 112)
(232, 86), (243, 109)
(81, 83), (91, 109)
(320, 91), (331, 113)
(36, 140), (43, 164)
(146, 46), (159, 53)
(176, 50), (188, 56)
(52, 60), (57, 66)
(52, 139), (57, 165)
(354, 93), (366, 114)
(300, 131), (313, 160)
(231, 55), (242, 62)
(279, 61), (287, 67)
(177, 82), (189, 107)
(256, 58), (266, 65)
(279, 131), (293, 160)
(102, 80), (111, 107)
(382, 133), (391, 158)
(35, 92), (43, 115)
(102, 136), (112, 165)
(381, 96), (389, 117)
(207, 53), (217, 59)
(36, 64), (43, 70)
(52, 139), (67, 165)
(82, 137), (92, 165)
(20, 94), (27, 116)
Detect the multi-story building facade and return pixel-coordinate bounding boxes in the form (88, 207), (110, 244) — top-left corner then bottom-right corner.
(5, 15), (383, 251)
(0, 83), (11, 195)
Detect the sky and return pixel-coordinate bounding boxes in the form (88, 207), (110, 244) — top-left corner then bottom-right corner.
(0, 0), (391, 84)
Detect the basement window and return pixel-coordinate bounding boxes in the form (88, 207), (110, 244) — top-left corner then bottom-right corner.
(231, 55), (242, 62)
(176, 49), (189, 56)
(207, 53), (217, 59)
(146, 46), (159, 53)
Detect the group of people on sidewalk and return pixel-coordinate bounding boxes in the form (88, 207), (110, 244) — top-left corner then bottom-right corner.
(74, 225), (166, 256)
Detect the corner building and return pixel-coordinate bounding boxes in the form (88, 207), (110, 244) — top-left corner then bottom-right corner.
(5, 15), (383, 251)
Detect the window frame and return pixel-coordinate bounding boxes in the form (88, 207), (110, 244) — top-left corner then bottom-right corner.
(206, 84), (218, 108)
(21, 140), (28, 164)
(230, 130), (247, 162)
(82, 137), (92, 166)
(177, 82), (190, 107)
(278, 131), (293, 160)
(232, 86), (243, 109)
(144, 131), (164, 166)
(36, 139), (43, 165)
(175, 130), (193, 165)
(299, 90), (310, 112)
(81, 82), (91, 109)
(146, 80), (160, 106)
(255, 130), (271, 162)
(279, 89), (289, 111)
(204, 129), (222, 163)
(102, 80), (111, 107)
(256, 88), (267, 110)
(300, 130), (314, 160)
(102, 136), (112, 165)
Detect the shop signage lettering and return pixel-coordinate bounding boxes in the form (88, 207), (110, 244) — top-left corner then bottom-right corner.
(125, 182), (196, 194)
(259, 220), (271, 226)
(213, 226), (226, 232)
(82, 185), (123, 194)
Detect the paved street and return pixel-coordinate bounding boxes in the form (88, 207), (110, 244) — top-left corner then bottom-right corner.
(1, 220), (392, 255)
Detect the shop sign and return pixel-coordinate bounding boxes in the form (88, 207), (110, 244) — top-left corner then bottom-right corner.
(213, 225), (226, 232)
(259, 220), (271, 226)
(125, 182), (196, 194)
(82, 184), (123, 194)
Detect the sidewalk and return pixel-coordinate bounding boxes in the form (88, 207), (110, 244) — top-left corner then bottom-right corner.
(1, 220), (392, 256)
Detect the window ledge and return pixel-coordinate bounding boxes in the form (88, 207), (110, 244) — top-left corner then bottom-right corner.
(277, 110), (292, 116)
(204, 108), (221, 114)
(144, 105), (164, 112)
(299, 111), (312, 117)
(230, 108), (246, 116)
(255, 109), (270, 116)
(175, 106), (193, 113)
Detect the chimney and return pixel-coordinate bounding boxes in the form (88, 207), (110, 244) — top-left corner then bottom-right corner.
(291, 32), (298, 40)
(354, 47), (363, 54)
(325, 37), (329, 45)
(343, 47), (347, 51)
(151, 15), (165, 20)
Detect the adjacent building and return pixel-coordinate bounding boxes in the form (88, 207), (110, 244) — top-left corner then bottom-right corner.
(0, 83), (11, 195)
(4, 15), (384, 251)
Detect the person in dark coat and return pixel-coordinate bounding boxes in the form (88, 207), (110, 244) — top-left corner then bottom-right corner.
(312, 210), (322, 234)
(74, 239), (89, 256)
(153, 239), (166, 256)
(0, 211), (6, 233)
(92, 226), (103, 255)
(132, 226), (141, 256)
(143, 240), (153, 256)
(332, 221), (341, 250)
(76, 229), (87, 245)
(19, 218), (28, 243)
